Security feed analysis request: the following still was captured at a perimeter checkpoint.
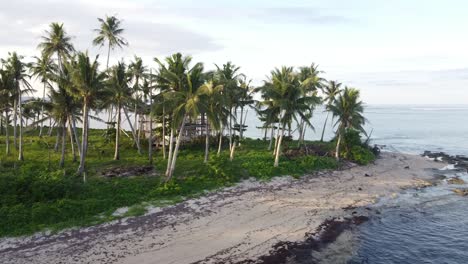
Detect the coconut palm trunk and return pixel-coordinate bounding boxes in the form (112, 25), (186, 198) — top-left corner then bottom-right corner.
(204, 121), (209, 163)
(165, 128), (174, 176)
(273, 124), (281, 156)
(238, 106), (244, 145)
(148, 114), (153, 165)
(68, 119), (76, 162)
(320, 112), (330, 142)
(39, 82), (46, 137)
(268, 126), (274, 150)
(229, 139), (236, 161)
(78, 101), (89, 180)
(59, 122), (66, 168)
(123, 107), (141, 154)
(148, 79), (153, 164)
(166, 114), (187, 181)
(335, 132), (342, 160)
(228, 109), (233, 150)
(133, 76), (139, 144)
(114, 102), (121, 160)
(5, 110), (10, 155)
(162, 105), (166, 159)
(18, 90), (24, 161)
(274, 123), (286, 167)
(217, 126), (223, 156)
(71, 114), (81, 157)
(13, 98), (17, 148)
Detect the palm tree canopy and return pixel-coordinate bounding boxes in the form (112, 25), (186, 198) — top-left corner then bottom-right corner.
(93, 15), (128, 49)
(259, 66), (320, 130)
(2, 52), (34, 95)
(155, 53), (208, 127)
(322, 80), (342, 106)
(30, 52), (57, 85)
(0, 68), (15, 108)
(329, 87), (366, 134)
(37, 22), (75, 59)
(66, 51), (107, 105)
(297, 63), (325, 93)
(106, 61), (132, 105)
(128, 56), (147, 99)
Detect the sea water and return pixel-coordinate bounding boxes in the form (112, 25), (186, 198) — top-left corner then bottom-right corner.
(242, 104), (468, 156)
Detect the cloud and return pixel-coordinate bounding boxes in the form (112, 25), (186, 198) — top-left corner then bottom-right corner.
(0, 0), (222, 58)
(257, 7), (353, 24)
(160, 5), (353, 25)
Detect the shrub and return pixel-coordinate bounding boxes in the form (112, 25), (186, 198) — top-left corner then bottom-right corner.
(349, 145), (375, 165)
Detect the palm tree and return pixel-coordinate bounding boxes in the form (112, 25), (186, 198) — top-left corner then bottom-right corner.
(328, 87), (366, 160)
(66, 52), (106, 179)
(198, 80), (225, 163)
(156, 53), (205, 180)
(93, 15), (128, 70)
(37, 22), (74, 71)
(214, 62), (244, 160)
(30, 52), (57, 136)
(320, 80), (342, 142)
(296, 64), (324, 144)
(236, 77), (254, 145)
(93, 15), (128, 130)
(261, 66), (318, 167)
(155, 53), (195, 175)
(0, 69), (14, 155)
(50, 65), (82, 163)
(45, 86), (78, 167)
(128, 56), (146, 153)
(106, 61), (132, 160)
(3, 52), (33, 161)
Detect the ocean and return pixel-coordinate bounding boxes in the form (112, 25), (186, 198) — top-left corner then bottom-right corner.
(242, 104), (468, 156)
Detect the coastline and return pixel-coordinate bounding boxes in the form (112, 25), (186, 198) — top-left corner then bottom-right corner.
(0, 152), (446, 264)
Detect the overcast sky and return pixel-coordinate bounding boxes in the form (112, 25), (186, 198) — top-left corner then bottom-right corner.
(1, 0), (467, 104)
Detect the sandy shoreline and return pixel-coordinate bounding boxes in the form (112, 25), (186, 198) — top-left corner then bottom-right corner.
(0, 152), (446, 264)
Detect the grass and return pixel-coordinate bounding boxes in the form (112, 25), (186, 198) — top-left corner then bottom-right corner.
(0, 127), (339, 237)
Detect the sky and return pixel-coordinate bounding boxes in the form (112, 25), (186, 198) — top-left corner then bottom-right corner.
(1, 0), (467, 104)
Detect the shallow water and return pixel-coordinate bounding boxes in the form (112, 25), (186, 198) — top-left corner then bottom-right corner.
(347, 171), (468, 264)
(349, 197), (468, 263)
(292, 169), (468, 264)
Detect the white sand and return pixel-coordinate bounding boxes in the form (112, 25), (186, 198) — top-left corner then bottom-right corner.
(0, 153), (445, 264)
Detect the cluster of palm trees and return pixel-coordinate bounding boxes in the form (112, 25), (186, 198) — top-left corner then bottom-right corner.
(0, 15), (367, 182)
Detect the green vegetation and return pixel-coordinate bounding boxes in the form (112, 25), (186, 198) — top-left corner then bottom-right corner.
(0, 15), (375, 238)
(340, 129), (376, 165)
(0, 130), (338, 237)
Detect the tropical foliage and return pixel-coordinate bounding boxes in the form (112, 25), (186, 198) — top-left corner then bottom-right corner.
(0, 17), (374, 237)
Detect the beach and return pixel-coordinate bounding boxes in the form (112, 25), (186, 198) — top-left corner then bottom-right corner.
(0, 152), (446, 264)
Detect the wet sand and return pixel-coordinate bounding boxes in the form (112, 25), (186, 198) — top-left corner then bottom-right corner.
(0, 152), (445, 264)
